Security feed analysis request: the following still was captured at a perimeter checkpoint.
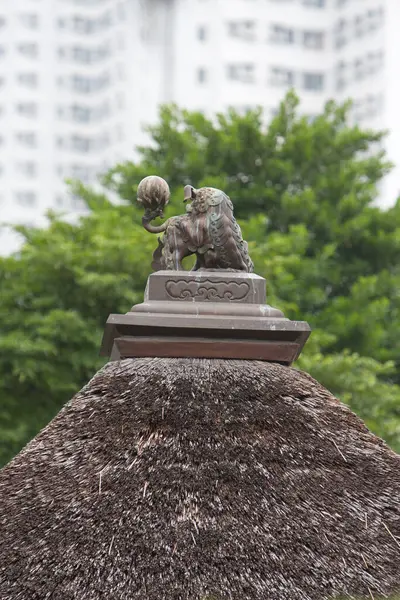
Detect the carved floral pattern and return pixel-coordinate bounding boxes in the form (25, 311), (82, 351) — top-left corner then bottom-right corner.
(165, 279), (250, 302)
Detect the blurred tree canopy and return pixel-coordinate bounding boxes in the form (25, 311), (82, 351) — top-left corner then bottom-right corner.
(0, 92), (399, 466)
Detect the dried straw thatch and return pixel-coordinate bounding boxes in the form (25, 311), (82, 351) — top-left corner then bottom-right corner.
(0, 358), (399, 600)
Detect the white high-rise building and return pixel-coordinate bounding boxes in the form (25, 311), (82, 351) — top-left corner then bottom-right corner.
(0, 0), (135, 252)
(0, 0), (398, 254)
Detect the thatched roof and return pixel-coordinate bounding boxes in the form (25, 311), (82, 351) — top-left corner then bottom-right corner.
(0, 358), (399, 600)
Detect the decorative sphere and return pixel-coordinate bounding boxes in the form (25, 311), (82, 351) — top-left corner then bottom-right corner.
(137, 176), (170, 212)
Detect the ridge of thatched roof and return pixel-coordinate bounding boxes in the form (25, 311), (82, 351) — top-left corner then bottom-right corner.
(0, 358), (399, 600)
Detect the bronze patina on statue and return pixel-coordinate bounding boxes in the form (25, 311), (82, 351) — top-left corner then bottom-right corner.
(100, 175), (311, 364)
(137, 175), (254, 272)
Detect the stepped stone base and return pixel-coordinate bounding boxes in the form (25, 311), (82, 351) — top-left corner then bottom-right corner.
(100, 271), (311, 364)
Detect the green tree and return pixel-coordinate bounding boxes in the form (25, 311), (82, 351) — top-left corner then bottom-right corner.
(0, 92), (399, 466)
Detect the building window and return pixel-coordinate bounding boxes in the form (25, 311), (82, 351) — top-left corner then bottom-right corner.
(227, 21), (255, 41)
(72, 0), (110, 6)
(352, 100), (363, 122)
(15, 192), (36, 207)
(335, 61), (347, 90)
(16, 132), (37, 147)
(349, 8), (385, 36)
(72, 17), (91, 33)
(198, 26), (207, 41)
(19, 13), (39, 29)
(73, 17), (91, 34)
(303, 30), (325, 49)
(354, 59), (365, 80)
(368, 7), (384, 31)
(366, 94), (384, 118)
(69, 165), (92, 182)
(56, 193), (87, 211)
(367, 51), (384, 74)
(269, 24), (294, 45)
(364, 95), (381, 118)
(303, 0), (325, 6)
(71, 75), (88, 93)
(100, 101), (110, 118)
(16, 162), (36, 177)
(270, 67), (294, 87)
(197, 68), (207, 83)
(18, 43), (38, 58)
(352, 94), (384, 122)
(73, 44), (110, 63)
(98, 44), (111, 60)
(70, 13), (112, 34)
(59, 15), (112, 33)
(69, 72), (110, 93)
(227, 64), (255, 83)
(71, 195), (86, 210)
(72, 105), (90, 122)
(70, 135), (103, 152)
(354, 15), (365, 37)
(72, 47), (90, 63)
(16, 103), (37, 117)
(61, 104), (110, 123)
(18, 72), (38, 87)
(58, 44), (111, 64)
(303, 72), (324, 91)
(335, 19), (347, 48)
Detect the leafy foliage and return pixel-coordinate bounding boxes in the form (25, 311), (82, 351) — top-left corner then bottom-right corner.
(0, 92), (399, 466)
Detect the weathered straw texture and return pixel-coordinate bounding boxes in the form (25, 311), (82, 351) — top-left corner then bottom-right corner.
(0, 358), (399, 600)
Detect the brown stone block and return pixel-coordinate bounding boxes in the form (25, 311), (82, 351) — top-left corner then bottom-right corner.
(111, 336), (301, 363)
(100, 270), (311, 365)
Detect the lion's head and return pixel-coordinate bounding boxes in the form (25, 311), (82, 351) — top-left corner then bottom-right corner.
(184, 186), (231, 215)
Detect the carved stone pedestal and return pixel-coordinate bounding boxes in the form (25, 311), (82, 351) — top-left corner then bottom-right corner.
(100, 271), (311, 364)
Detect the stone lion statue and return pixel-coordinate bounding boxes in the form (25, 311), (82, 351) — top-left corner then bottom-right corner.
(137, 176), (254, 272)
